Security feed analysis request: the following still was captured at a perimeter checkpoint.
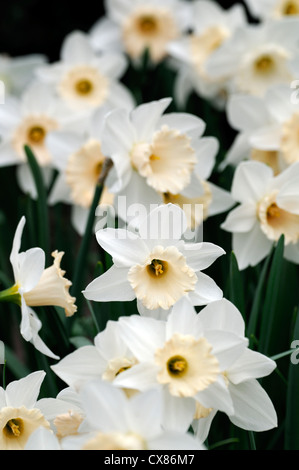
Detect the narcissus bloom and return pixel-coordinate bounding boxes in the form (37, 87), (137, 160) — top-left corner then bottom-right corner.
(1, 216), (77, 358)
(36, 30), (134, 113)
(245, 0), (299, 19)
(83, 204), (225, 317)
(205, 19), (299, 97)
(167, 0), (247, 107)
(61, 381), (205, 450)
(100, 96), (233, 227)
(221, 161), (299, 269)
(100, 0), (191, 64)
(51, 320), (137, 393)
(222, 84), (299, 172)
(47, 106), (115, 235)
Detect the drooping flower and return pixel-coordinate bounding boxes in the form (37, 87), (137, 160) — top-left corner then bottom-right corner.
(205, 19), (299, 97)
(221, 160), (299, 270)
(83, 204), (225, 318)
(167, 0), (247, 108)
(0, 216), (77, 358)
(36, 30), (134, 113)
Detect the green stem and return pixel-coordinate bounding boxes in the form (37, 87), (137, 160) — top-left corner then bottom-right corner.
(24, 145), (50, 261)
(71, 158), (113, 304)
(0, 284), (21, 306)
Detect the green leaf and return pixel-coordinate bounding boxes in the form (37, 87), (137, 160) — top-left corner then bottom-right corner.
(24, 145), (50, 260)
(69, 336), (93, 348)
(228, 251), (245, 318)
(258, 235), (285, 356)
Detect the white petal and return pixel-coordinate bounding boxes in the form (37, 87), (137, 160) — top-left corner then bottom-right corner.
(197, 376), (234, 415)
(227, 94), (270, 132)
(130, 98), (172, 141)
(106, 80), (135, 110)
(208, 182), (236, 216)
(232, 223), (273, 270)
(96, 228), (149, 267)
(231, 161), (273, 203)
(18, 247), (45, 292)
(101, 107), (136, 155)
(5, 370), (46, 408)
(138, 203), (188, 241)
(277, 177), (299, 215)
(194, 137), (219, 180)
(204, 330), (248, 370)
(198, 298), (245, 336)
(129, 389), (163, 438)
(51, 346), (106, 390)
(46, 131), (85, 172)
(118, 315), (165, 361)
(61, 30), (95, 64)
(158, 112), (205, 140)
(80, 380), (129, 432)
(228, 380), (278, 431)
(228, 349), (276, 384)
(113, 362), (160, 391)
(71, 205), (89, 237)
(181, 242), (225, 271)
(161, 391), (196, 433)
(193, 409), (217, 444)
(83, 265), (135, 302)
(0, 140), (21, 166)
(10, 216), (26, 281)
(221, 203), (257, 233)
(249, 124), (282, 151)
(188, 272), (223, 306)
(25, 427), (61, 450)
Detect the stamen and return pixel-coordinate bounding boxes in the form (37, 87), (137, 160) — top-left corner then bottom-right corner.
(255, 55), (274, 73)
(75, 79), (93, 95)
(149, 154), (160, 161)
(267, 203), (281, 220)
(167, 356), (188, 377)
(4, 419), (23, 438)
(147, 259), (166, 277)
(139, 16), (157, 33)
(284, 2), (299, 15)
(27, 126), (46, 144)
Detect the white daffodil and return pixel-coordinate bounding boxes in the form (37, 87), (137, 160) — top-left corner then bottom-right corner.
(60, 380), (205, 450)
(222, 83), (299, 173)
(83, 204), (225, 318)
(51, 320), (137, 395)
(205, 19), (299, 97)
(36, 30), (134, 113)
(221, 160), (299, 270)
(98, 0), (191, 64)
(0, 80), (85, 198)
(0, 53), (47, 98)
(0, 371), (80, 450)
(189, 300), (277, 441)
(167, 0), (247, 108)
(0, 216), (77, 358)
(100, 96), (231, 228)
(245, 0), (299, 20)
(111, 297), (250, 433)
(47, 106), (116, 235)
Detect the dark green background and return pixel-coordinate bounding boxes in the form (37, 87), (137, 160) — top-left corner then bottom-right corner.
(0, 1), (251, 60)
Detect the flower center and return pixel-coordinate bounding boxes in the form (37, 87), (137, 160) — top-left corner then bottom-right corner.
(267, 203), (281, 221)
(258, 191), (299, 244)
(75, 79), (93, 95)
(4, 419), (23, 438)
(255, 55), (275, 74)
(167, 356), (188, 377)
(147, 259), (168, 278)
(283, 1), (299, 14)
(138, 15), (157, 34)
(27, 125), (46, 144)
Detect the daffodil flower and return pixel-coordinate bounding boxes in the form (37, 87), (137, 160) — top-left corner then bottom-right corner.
(0, 216), (77, 359)
(83, 204), (225, 317)
(221, 160), (299, 269)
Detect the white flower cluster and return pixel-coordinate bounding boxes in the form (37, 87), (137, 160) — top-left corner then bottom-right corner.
(1, 0), (299, 451)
